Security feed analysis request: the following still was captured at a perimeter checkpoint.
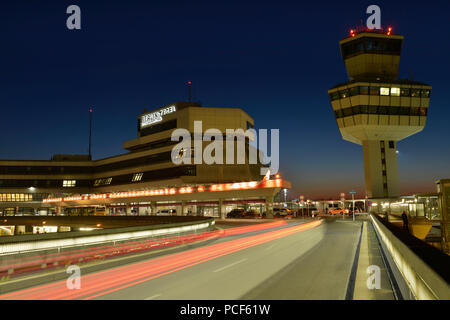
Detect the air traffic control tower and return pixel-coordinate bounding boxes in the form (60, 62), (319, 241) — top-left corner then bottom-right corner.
(328, 27), (432, 199)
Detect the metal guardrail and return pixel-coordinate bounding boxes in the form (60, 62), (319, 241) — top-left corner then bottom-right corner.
(370, 214), (450, 300)
(0, 218), (215, 255)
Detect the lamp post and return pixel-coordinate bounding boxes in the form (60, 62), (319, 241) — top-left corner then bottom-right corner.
(340, 192), (345, 220)
(350, 190), (356, 221)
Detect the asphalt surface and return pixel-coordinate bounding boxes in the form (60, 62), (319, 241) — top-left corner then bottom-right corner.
(96, 218), (362, 300)
(0, 218), (366, 299)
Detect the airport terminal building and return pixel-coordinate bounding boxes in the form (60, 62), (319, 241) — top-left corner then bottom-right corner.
(0, 102), (289, 218)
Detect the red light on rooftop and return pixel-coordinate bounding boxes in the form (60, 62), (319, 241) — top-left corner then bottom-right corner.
(350, 29), (355, 37)
(387, 27), (392, 35)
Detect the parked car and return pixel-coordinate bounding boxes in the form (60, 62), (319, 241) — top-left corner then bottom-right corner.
(244, 209), (262, 219)
(328, 208), (349, 215)
(273, 208), (292, 218)
(226, 208), (246, 218)
(156, 209), (177, 216)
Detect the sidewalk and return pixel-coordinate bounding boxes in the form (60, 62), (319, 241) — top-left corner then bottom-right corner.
(353, 220), (396, 300)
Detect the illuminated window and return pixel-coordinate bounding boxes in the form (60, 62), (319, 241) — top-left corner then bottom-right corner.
(94, 178), (112, 186)
(380, 87), (390, 96)
(132, 173), (143, 182)
(391, 88), (400, 96)
(0, 193), (33, 202)
(63, 180), (76, 187)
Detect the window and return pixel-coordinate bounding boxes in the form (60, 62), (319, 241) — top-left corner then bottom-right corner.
(349, 86), (360, 96)
(132, 173), (143, 182)
(369, 86), (379, 95)
(399, 107), (410, 115)
(94, 178), (112, 186)
(335, 109), (343, 118)
(333, 105), (428, 119)
(421, 90), (431, 98)
(343, 108), (352, 117)
(63, 180), (76, 187)
(352, 106), (361, 114)
(378, 106), (388, 114)
(389, 141), (395, 149)
(400, 88), (410, 97)
(391, 88), (400, 96)
(380, 87), (390, 96)
(329, 91), (340, 101)
(339, 89), (349, 99)
(411, 89), (421, 97)
(368, 106), (378, 114)
(360, 86), (369, 95)
(0, 193), (33, 202)
(360, 105), (368, 114)
(389, 106), (399, 115)
(410, 107), (421, 116)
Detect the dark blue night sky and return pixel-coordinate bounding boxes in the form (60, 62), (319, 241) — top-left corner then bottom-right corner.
(1, 0), (449, 199)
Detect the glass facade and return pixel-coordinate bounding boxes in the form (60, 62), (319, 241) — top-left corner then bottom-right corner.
(334, 105), (428, 119)
(329, 85), (431, 101)
(0, 193), (33, 202)
(341, 37), (402, 59)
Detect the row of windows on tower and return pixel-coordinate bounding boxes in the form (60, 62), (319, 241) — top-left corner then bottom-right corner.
(334, 106), (427, 119)
(329, 86), (431, 101)
(341, 38), (402, 59)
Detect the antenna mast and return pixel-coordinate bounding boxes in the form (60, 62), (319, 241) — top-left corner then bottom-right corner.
(187, 81), (192, 102)
(89, 107), (93, 160)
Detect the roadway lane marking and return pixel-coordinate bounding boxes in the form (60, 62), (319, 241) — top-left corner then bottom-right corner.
(213, 258), (247, 273)
(144, 293), (161, 300)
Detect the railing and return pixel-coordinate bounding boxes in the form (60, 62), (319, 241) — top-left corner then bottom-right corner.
(370, 214), (450, 300)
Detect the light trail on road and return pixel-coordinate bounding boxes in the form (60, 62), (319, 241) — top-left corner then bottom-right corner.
(0, 220), (321, 300)
(0, 220), (287, 277)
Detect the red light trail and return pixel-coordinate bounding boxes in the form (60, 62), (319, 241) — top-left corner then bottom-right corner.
(0, 221), (287, 277)
(0, 220), (321, 300)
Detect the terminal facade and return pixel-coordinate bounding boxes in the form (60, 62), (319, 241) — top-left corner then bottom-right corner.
(0, 102), (288, 218)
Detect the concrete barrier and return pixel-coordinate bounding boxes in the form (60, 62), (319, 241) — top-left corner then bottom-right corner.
(0, 218), (215, 256)
(370, 214), (450, 300)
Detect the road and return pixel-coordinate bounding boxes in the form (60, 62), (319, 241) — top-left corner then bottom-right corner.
(0, 218), (365, 300)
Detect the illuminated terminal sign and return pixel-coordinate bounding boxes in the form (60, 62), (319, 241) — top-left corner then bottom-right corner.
(141, 105), (176, 128)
